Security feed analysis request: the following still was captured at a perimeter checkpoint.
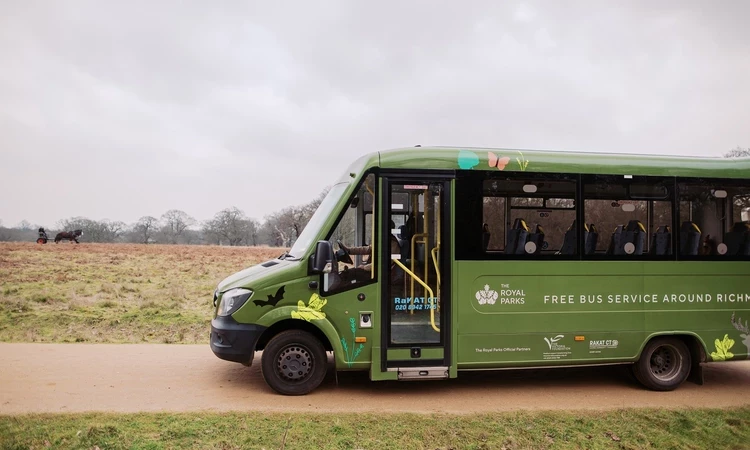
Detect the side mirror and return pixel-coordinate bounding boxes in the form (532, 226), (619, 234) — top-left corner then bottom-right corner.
(311, 240), (334, 274)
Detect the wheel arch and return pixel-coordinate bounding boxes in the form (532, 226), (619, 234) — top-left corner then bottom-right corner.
(256, 319), (336, 353)
(638, 332), (708, 364)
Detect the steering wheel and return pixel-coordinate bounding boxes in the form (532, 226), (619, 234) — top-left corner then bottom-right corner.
(336, 240), (354, 265)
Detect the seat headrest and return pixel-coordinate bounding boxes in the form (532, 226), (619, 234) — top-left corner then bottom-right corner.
(731, 221), (750, 233)
(535, 225), (545, 234)
(513, 218), (529, 232)
(681, 221), (701, 234)
(588, 223), (597, 233)
(626, 220), (645, 232)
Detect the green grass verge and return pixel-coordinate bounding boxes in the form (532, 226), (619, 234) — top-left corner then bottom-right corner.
(1, 408), (749, 450)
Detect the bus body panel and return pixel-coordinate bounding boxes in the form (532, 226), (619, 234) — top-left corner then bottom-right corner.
(455, 260), (750, 369)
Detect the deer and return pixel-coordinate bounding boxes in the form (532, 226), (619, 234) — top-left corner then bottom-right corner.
(731, 312), (750, 357)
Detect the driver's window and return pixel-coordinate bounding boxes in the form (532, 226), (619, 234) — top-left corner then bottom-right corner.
(324, 173), (377, 293)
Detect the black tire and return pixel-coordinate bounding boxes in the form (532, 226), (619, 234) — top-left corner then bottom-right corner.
(261, 330), (327, 395)
(633, 337), (691, 391)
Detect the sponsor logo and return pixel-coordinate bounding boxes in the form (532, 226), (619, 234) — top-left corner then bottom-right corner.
(589, 339), (619, 350)
(544, 334), (566, 350)
(543, 334), (571, 360)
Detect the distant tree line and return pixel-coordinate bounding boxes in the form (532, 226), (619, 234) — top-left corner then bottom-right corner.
(2, 148), (748, 246)
(0, 188), (329, 246)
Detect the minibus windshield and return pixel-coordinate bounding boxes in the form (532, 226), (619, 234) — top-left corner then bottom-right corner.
(286, 181), (349, 259)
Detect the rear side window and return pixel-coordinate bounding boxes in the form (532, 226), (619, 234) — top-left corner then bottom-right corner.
(678, 179), (750, 258)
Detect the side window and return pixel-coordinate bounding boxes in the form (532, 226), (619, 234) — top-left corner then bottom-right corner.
(733, 194), (750, 225)
(679, 179), (750, 258)
(482, 174), (577, 256)
(583, 175), (674, 257)
(324, 173), (377, 293)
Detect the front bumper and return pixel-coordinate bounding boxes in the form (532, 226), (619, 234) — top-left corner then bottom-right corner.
(210, 315), (267, 366)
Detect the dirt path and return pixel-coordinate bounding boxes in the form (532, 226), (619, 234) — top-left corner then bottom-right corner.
(1, 343), (750, 415)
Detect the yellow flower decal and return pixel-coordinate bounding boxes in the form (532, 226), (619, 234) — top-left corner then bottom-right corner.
(711, 334), (735, 361)
(291, 293), (327, 322)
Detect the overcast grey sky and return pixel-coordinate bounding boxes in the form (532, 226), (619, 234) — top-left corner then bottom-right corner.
(1, 1), (748, 228)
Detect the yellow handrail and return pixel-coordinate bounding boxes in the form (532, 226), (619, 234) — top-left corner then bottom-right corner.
(409, 232), (427, 313)
(392, 258), (439, 332)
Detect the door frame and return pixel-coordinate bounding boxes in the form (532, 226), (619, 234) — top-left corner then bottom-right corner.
(379, 171), (454, 370)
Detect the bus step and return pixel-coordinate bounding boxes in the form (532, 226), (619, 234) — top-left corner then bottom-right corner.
(397, 367), (449, 380)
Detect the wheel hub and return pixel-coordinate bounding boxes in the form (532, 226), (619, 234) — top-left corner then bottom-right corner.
(650, 346), (679, 380)
(277, 346), (312, 381)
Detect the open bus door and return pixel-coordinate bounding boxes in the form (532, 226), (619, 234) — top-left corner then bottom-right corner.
(378, 174), (453, 380)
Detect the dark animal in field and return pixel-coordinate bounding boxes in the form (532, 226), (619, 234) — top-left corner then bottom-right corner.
(36, 228), (49, 244)
(55, 229), (83, 244)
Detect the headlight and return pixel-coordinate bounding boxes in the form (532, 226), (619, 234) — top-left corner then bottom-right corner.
(217, 288), (253, 316)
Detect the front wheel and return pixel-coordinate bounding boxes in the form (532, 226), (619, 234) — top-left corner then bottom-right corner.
(633, 337), (691, 391)
(261, 330), (327, 395)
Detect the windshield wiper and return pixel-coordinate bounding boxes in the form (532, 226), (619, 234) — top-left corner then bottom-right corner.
(278, 252), (289, 260)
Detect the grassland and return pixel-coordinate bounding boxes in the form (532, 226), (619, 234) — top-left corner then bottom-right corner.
(0, 242), (284, 344)
(2, 408), (749, 450)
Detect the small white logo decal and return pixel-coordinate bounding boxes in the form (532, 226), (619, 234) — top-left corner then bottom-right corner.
(475, 285), (498, 305)
(544, 335), (565, 350)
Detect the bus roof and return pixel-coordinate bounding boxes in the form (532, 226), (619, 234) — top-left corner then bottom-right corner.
(374, 146), (750, 179)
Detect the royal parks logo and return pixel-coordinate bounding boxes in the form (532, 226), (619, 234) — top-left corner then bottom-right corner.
(475, 283), (526, 305)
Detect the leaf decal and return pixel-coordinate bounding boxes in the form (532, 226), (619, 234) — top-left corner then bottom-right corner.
(291, 294), (327, 322)
(308, 293), (327, 311)
(710, 334), (735, 361)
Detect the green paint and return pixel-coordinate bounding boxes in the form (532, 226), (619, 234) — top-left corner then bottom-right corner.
(212, 146), (750, 392)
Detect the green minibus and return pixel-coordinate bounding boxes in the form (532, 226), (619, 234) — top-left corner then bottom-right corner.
(210, 146), (750, 395)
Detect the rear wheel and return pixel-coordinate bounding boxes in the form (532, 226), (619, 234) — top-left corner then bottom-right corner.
(36, 238), (45, 244)
(633, 337), (690, 391)
(261, 330), (327, 395)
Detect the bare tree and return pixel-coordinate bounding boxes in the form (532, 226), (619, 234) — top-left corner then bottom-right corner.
(203, 207), (256, 246)
(245, 218), (260, 246)
(160, 210), (195, 244)
(56, 217), (126, 242)
(133, 216), (160, 244)
(725, 147), (750, 158)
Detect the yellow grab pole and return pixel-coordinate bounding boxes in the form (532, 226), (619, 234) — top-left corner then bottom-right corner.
(392, 258), (439, 332)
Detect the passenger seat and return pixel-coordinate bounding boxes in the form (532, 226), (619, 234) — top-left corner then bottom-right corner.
(505, 218), (530, 254)
(559, 220), (579, 255)
(624, 220), (646, 255)
(650, 225), (672, 255)
(527, 224), (545, 255)
(585, 224), (599, 255)
(679, 221), (701, 255)
(607, 220), (645, 255)
(723, 222), (750, 256)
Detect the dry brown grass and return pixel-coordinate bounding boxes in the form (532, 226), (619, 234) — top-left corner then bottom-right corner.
(0, 242), (286, 344)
